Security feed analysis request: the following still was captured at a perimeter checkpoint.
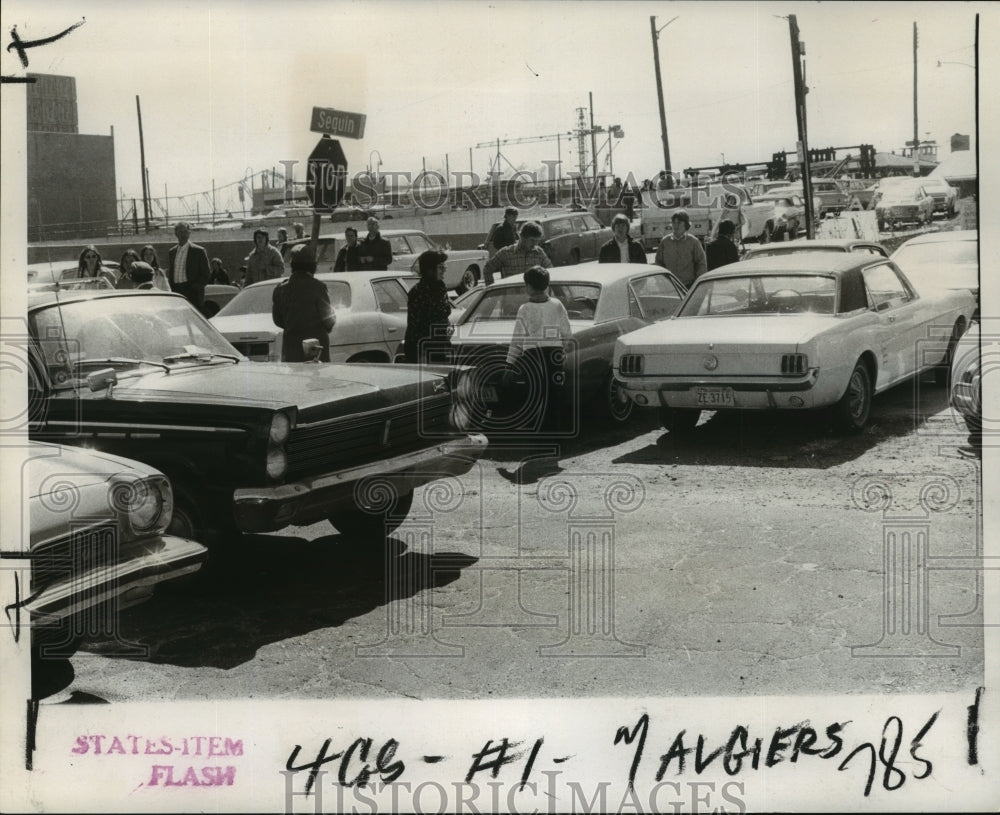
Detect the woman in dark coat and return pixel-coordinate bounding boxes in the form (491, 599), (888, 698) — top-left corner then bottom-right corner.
(404, 250), (452, 364)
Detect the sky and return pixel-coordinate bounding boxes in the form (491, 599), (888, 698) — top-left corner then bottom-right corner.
(0, 0), (988, 216)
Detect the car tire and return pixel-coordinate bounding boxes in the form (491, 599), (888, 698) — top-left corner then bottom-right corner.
(832, 360), (872, 434)
(569, 248), (581, 265)
(660, 406), (701, 436)
(456, 266), (479, 295)
(329, 489), (415, 539)
(759, 223), (772, 244)
(877, 218), (886, 231)
(592, 374), (634, 425)
(935, 319), (966, 387)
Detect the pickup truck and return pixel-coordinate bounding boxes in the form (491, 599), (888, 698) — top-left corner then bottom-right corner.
(639, 183), (777, 249)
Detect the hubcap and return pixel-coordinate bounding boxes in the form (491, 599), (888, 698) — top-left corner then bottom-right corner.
(848, 371), (867, 420)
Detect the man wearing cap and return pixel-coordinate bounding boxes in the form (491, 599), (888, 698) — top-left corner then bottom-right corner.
(272, 244), (336, 362)
(598, 214), (647, 264)
(654, 210), (707, 287)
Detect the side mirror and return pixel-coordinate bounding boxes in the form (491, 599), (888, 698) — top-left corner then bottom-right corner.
(302, 338), (323, 362)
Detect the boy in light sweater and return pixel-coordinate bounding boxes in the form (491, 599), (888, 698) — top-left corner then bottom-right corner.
(504, 266), (572, 434)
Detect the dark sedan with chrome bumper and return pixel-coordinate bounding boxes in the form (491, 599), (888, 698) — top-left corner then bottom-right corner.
(27, 289), (487, 540)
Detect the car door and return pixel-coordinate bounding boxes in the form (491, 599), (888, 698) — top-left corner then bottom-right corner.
(370, 277), (410, 357)
(861, 262), (922, 387)
(387, 235), (415, 271)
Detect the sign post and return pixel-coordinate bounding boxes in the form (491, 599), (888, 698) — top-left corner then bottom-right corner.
(306, 135), (348, 257)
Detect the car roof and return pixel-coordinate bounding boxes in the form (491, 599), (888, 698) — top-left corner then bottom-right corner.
(699, 252), (880, 280)
(518, 210), (597, 223)
(895, 229), (977, 246)
(484, 262), (665, 287)
(27, 288), (184, 310)
(241, 270), (418, 290)
(746, 237), (882, 251)
(286, 228), (432, 245)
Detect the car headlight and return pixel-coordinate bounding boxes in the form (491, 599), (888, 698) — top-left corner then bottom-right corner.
(112, 474), (173, 535)
(266, 448), (288, 480)
(269, 412), (291, 444)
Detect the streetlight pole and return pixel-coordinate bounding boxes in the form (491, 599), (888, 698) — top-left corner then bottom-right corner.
(650, 15), (678, 183)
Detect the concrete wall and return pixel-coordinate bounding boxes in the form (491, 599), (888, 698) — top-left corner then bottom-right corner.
(28, 131), (117, 242)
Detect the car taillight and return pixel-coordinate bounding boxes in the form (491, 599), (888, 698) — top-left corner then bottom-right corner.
(781, 354), (807, 375)
(619, 354), (644, 375)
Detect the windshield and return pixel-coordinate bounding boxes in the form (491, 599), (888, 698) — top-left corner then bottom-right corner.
(31, 294), (240, 388)
(679, 275), (838, 316)
(466, 283), (602, 321)
(216, 280), (352, 316)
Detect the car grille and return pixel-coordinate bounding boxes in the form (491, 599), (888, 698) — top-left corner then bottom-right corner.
(31, 522), (122, 595)
(285, 395), (454, 479)
(231, 341), (272, 358)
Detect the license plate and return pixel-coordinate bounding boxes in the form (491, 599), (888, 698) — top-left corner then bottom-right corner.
(695, 387), (734, 407)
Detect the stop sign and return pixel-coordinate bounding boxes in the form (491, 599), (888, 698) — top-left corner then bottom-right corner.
(306, 136), (347, 212)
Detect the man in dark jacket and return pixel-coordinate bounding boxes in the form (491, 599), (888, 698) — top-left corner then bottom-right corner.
(598, 214), (647, 263)
(490, 207), (519, 254)
(358, 217), (392, 271)
(272, 244), (336, 362)
(706, 219), (741, 271)
(334, 227), (363, 271)
(167, 221), (211, 311)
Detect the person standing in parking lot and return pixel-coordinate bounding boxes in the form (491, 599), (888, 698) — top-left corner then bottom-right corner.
(598, 214), (646, 263)
(272, 244), (336, 362)
(705, 219), (741, 271)
(404, 250), (453, 364)
(359, 217), (392, 271)
(483, 222), (551, 285)
(244, 228), (285, 286)
(334, 227), (363, 271)
(167, 222), (211, 311)
(490, 206), (519, 253)
(654, 210), (707, 287)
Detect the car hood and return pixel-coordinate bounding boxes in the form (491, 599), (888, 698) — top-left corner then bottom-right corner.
(102, 361), (452, 421)
(27, 441), (156, 497)
(619, 314), (833, 349)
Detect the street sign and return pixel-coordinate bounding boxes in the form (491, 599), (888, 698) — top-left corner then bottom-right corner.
(310, 106), (366, 139)
(306, 136), (348, 212)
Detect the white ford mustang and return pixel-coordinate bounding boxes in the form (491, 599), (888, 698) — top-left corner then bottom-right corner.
(613, 252), (977, 434)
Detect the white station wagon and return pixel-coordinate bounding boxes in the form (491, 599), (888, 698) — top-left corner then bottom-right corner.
(613, 253), (976, 434)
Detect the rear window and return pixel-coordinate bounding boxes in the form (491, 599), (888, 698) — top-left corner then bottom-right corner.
(680, 275), (838, 316)
(217, 280), (351, 316)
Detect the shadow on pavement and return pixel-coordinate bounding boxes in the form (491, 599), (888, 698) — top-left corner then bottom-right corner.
(78, 532), (477, 670)
(615, 377), (954, 470)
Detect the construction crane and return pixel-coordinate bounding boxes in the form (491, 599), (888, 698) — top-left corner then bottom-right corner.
(475, 132), (575, 182)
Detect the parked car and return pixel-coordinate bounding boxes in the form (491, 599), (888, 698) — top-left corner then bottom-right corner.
(613, 253), (976, 434)
(25, 441), (207, 653)
(450, 262), (687, 428)
(242, 206), (315, 228)
(808, 179), (851, 216)
(282, 230), (487, 294)
(202, 284), (240, 317)
(522, 211), (613, 266)
(918, 177), (959, 217)
(742, 237), (889, 261)
(26, 289), (487, 539)
(890, 230), (979, 318)
(755, 193), (806, 239)
(212, 271), (417, 362)
(950, 320), (981, 449)
(845, 179), (880, 211)
(641, 183), (775, 247)
(875, 184), (935, 230)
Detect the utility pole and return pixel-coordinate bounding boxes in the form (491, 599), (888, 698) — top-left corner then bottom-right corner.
(650, 16), (678, 182)
(136, 95), (150, 232)
(788, 15), (815, 238)
(589, 92), (598, 181)
(912, 22), (920, 176)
